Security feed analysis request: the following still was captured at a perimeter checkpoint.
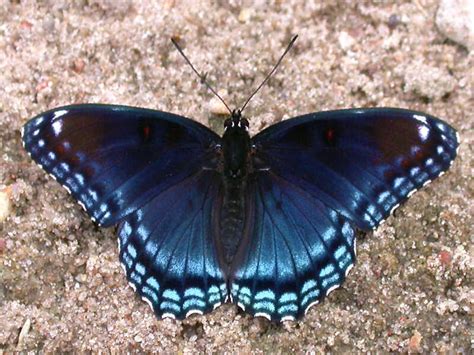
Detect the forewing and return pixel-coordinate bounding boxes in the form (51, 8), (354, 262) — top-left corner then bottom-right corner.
(230, 171), (356, 321)
(118, 169), (227, 319)
(22, 104), (221, 226)
(252, 108), (459, 231)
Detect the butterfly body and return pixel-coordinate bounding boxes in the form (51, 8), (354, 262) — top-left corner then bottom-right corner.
(22, 104), (459, 321)
(216, 111), (253, 271)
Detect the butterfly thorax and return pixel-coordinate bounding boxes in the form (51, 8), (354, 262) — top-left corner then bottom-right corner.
(222, 112), (251, 179)
(218, 112), (252, 269)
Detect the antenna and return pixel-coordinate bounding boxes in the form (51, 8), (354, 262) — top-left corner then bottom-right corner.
(239, 34), (298, 114)
(171, 38), (232, 115)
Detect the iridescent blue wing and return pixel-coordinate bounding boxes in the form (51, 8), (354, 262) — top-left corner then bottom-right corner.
(230, 172), (356, 321)
(230, 108), (458, 321)
(252, 108), (458, 231)
(118, 169), (227, 319)
(22, 104), (220, 226)
(22, 104), (227, 319)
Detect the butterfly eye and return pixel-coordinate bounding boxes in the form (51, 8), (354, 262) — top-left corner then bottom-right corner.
(224, 118), (232, 129)
(240, 118), (249, 129)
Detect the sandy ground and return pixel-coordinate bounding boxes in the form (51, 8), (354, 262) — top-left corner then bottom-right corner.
(0, 1), (472, 352)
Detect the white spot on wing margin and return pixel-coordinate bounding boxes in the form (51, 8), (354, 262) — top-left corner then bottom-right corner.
(162, 312), (176, 320)
(186, 309), (203, 318)
(142, 296), (154, 312)
(345, 263), (354, 277)
(53, 109), (68, 120)
(304, 300), (319, 315)
(413, 114), (428, 124)
(255, 312), (271, 321)
(326, 284), (340, 296)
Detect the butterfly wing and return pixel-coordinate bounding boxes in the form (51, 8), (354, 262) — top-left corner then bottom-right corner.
(22, 104), (220, 226)
(230, 108), (458, 321)
(23, 104), (227, 319)
(118, 169), (227, 319)
(230, 172), (356, 321)
(252, 108), (459, 231)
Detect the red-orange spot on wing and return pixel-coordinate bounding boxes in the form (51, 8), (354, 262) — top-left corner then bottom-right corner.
(326, 128), (335, 143)
(401, 158), (412, 170)
(143, 125), (150, 140)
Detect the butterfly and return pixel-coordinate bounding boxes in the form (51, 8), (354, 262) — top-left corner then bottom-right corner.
(21, 37), (459, 322)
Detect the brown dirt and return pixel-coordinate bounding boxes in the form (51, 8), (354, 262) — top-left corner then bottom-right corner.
(0, 1), (472, 352)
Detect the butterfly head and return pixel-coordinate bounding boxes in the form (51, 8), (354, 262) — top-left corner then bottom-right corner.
(224, 109), (249, 132)
(222, 110), (251, 179)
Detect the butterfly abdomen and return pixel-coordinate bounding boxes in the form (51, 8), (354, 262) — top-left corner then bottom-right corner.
(218, 180), (248, 269)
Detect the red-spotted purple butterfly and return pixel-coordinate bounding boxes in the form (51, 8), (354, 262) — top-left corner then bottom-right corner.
(22, 36), (459, 322)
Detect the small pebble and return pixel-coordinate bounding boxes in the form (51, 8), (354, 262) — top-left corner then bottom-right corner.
(439, 250), (452, 266)
(0, 188), (11, 222)
(75, 273), (87, 283)
(402, 63), (456, 100)
(72, 58), (86, 74)
(78, 291), (87, 302)
(17, 318), (31, 347)
(436, 0), (474, 51)
(338, 31), (355, 51)
(388, 14), (401, 29)
(408, 330), (423, 352)
(238, 8), (253, 23)
(19, 20), (33, 30)
(208, 97), (230, 116)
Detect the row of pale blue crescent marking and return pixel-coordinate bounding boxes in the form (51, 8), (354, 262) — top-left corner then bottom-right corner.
(119, 218), (227, 319)
(230, 202), (357, 321)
